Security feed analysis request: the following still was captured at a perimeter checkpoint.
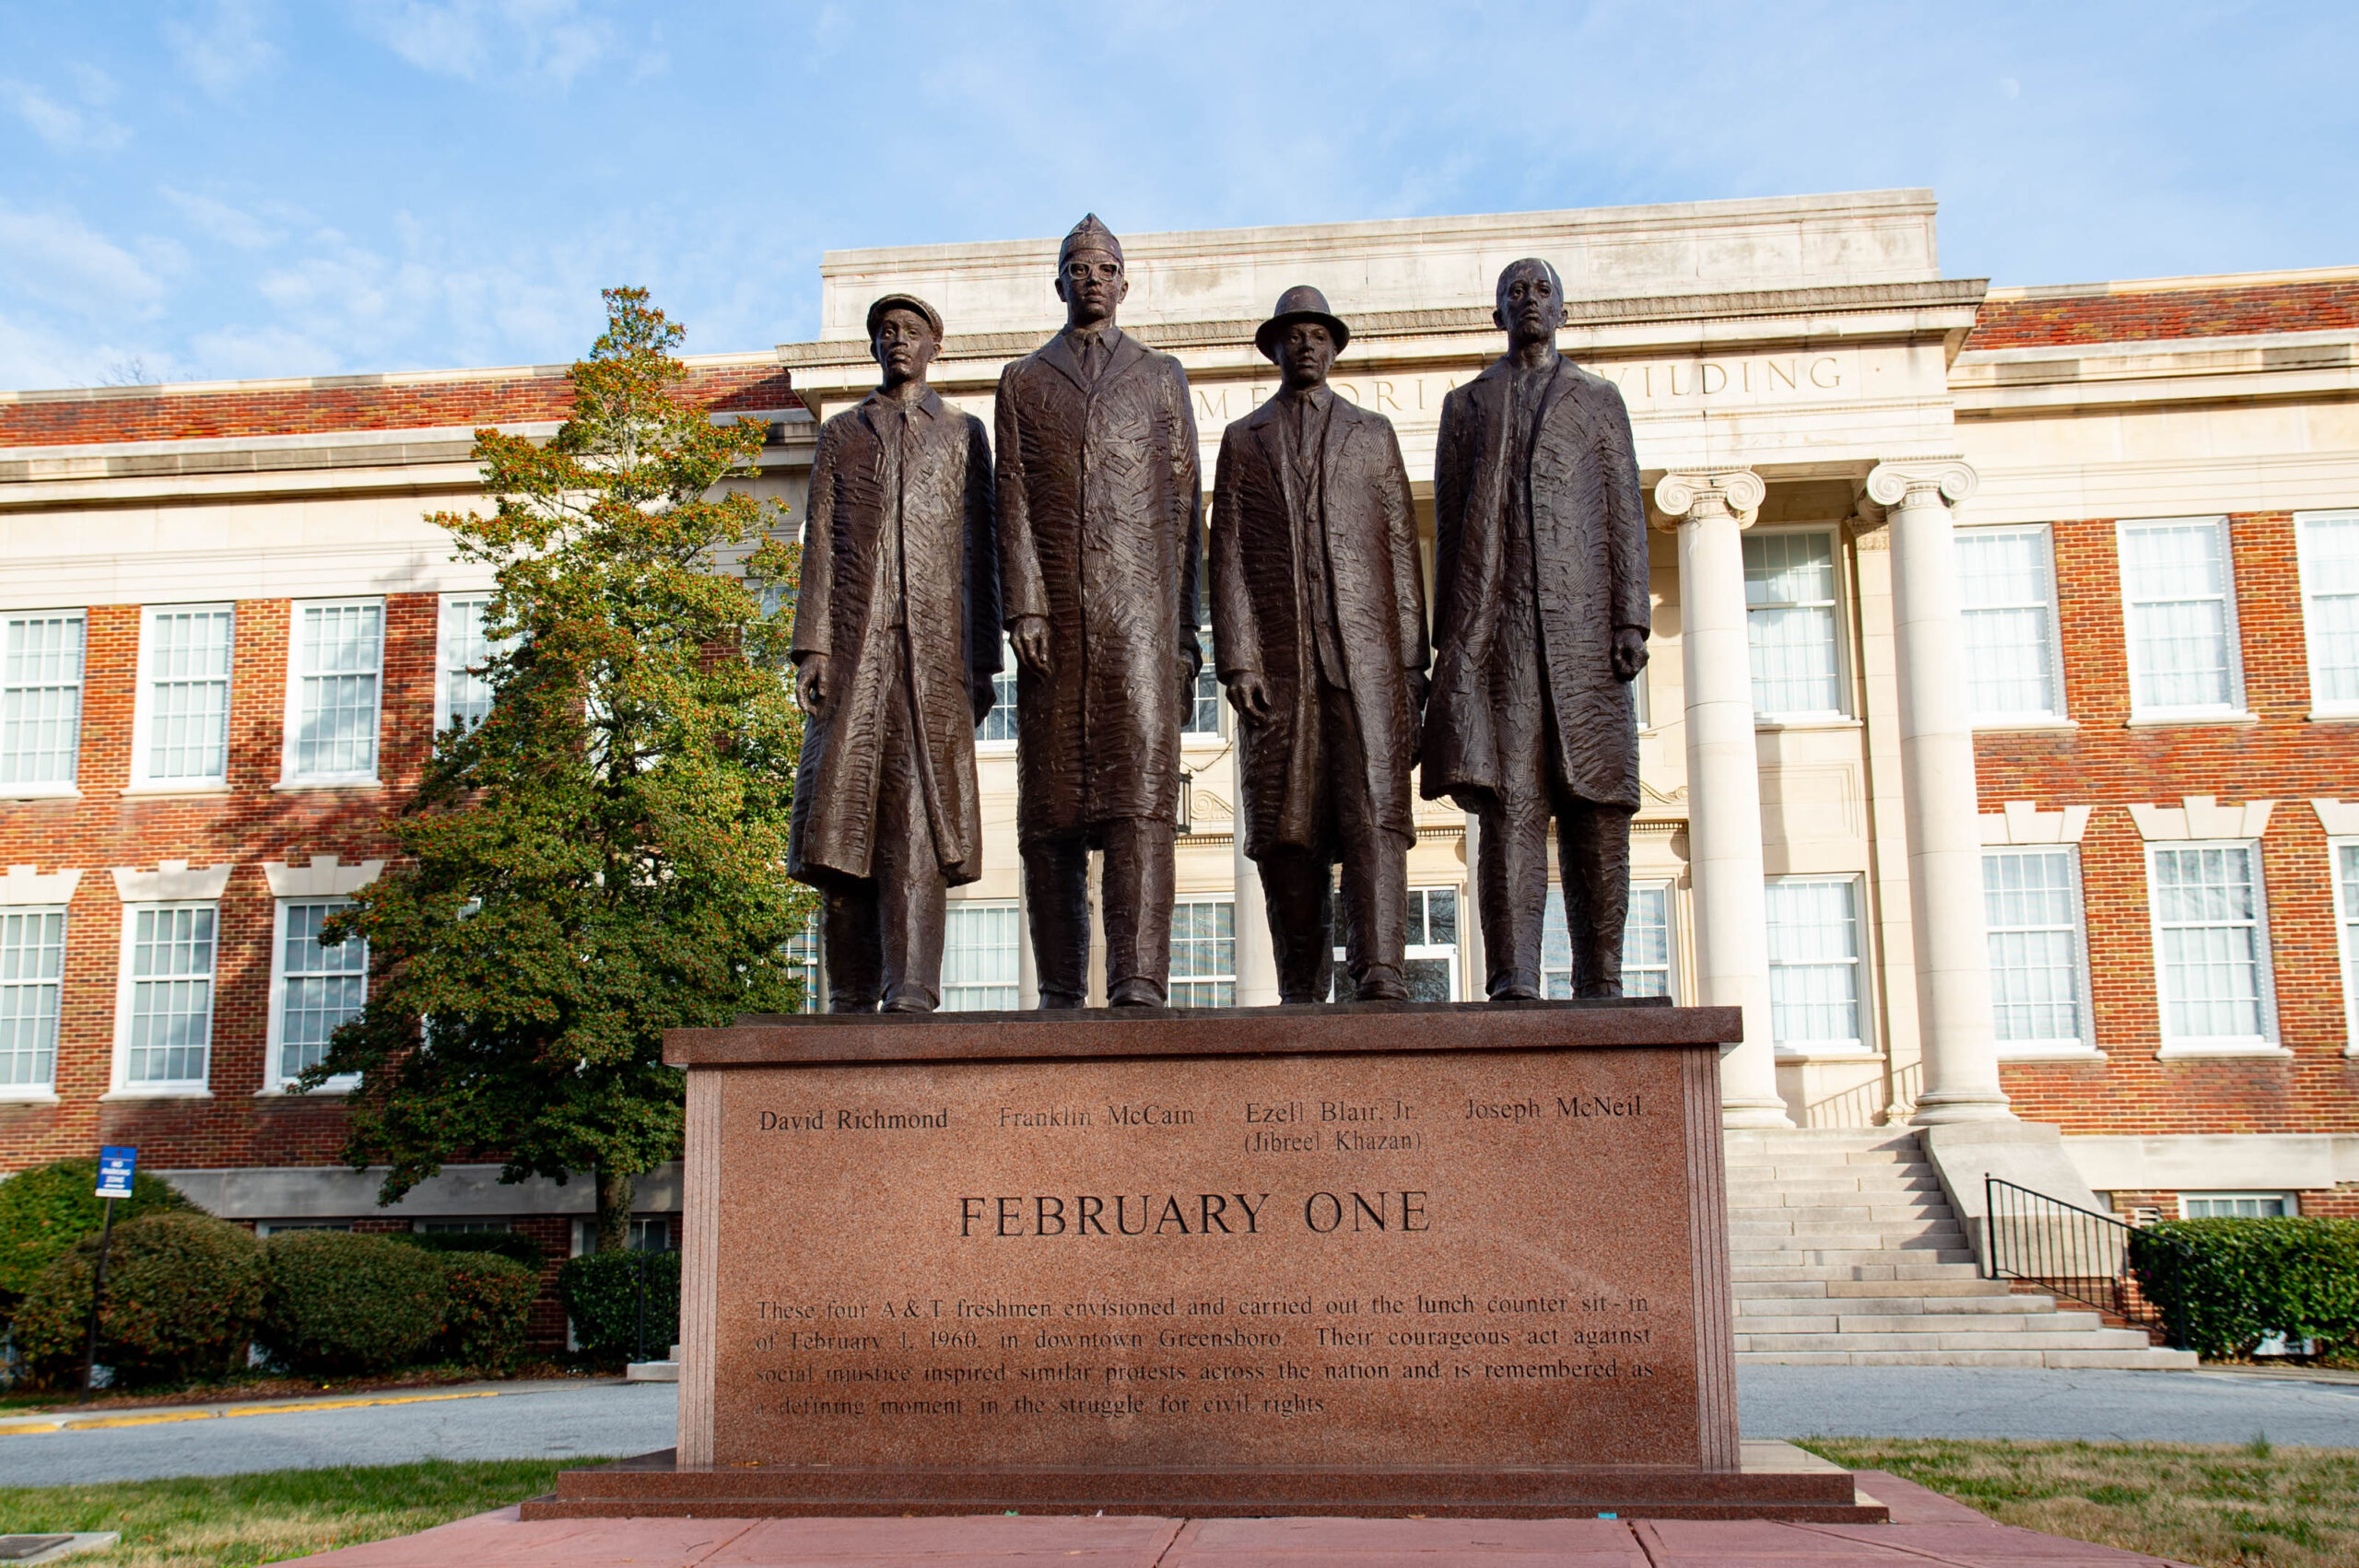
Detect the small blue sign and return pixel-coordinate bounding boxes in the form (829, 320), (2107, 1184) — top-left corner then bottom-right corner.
(95, 1146), (136, 1200)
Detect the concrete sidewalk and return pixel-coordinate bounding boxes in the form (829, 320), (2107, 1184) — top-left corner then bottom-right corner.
(276, 1471), (2194, 1567)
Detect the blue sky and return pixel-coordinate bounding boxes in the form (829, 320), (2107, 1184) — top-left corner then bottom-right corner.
(0, 0), (2352, 392)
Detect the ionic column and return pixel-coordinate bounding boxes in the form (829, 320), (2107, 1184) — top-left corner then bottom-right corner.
(1232, 830), (1281, 1006)
(1866, 460), (2013, 1124)
(1655, 470), (1790, 1128)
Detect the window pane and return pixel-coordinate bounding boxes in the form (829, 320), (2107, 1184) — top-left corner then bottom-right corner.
(942, 902), (1020, 1011)
(1744, 533), (1841, 715)
(1537, 884), (1672, 1000)
(1183, 629), (1221, 735)
(296, 603), (383, 777)
(2121, 522), (2235, 711)
(1984, 849), (2083, 1046)
(2303, 513), (2359, 706)
(1958, 531), (2059, 718)
(1, 613), (86, 785)
(128, 905), (215, 1084)
(785, 911), (821, 1012)
(1168, 899), (1236, 1006)
(977, 634), (1018, 742)
(0, 908), (65, 1088)
(278, 898), (367, 1082)
(439, 595), (509, 735)
(2151, 845), (2265, 1041)
(1766, 879), (1860, 1048)
(146, 608), (232, 779)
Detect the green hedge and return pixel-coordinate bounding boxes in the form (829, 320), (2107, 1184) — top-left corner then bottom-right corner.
(2130, 1218), (2359, 1358)
(261, 1231), (449, 1375)
(0, 1159), (194, 1313)
(10, 1212), (264, 1387)
(558, 1249), (679, 1364)
(391, 1231), (547, 1273)
(434, 1252), (538, 1372)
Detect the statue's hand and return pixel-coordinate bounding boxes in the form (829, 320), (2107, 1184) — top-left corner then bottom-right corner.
(1009, 615), (1053, 676)
(1226, 672), (1273, 725)
(1611, 626), (1649, 683)
(795, 653), (829, 718)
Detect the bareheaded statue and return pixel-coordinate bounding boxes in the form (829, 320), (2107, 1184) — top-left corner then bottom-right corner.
(788, 292), (1002, 1012)
(1423, 259), (1650, 998)
(995, 215), (1203, 1007)
(1212, 286), (1429, 1002)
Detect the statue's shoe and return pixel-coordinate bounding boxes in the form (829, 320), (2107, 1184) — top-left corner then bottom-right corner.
(1107, 978), (1168, 1008)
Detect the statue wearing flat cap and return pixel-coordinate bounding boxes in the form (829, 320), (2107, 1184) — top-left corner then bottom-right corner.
(995, 214), (1203, 1008)
(789, 292), (1002, 1012)
(1211, 287), (1429, 1002)
(1425, 259), (1650, 999)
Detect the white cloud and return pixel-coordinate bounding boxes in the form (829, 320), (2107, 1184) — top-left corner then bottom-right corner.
(165, 0), (280, 97)
(347, 0), (616, 87)
(0, 311), (177, 393)
(2, 80), (130, 151)
(0, 205), (167, 321)
(162, 188), (288, 251)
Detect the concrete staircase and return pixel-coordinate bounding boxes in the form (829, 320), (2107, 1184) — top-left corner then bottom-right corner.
(1725, 1129), (2198, 1368)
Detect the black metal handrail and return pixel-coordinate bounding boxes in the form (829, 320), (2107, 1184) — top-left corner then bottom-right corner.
(1984, 1176), (2190, 1347)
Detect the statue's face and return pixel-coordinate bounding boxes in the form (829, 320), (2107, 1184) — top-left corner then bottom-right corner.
(1494, 262), (1561, 346)
(1055, 247), (1127, 327)
(871, 307), (938, 389)
(1276, 320), (1335, 392)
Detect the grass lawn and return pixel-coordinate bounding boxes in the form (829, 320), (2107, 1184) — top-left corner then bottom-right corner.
(1805, 1438), (2359, 1568)
(0, 1457), (597, 1567)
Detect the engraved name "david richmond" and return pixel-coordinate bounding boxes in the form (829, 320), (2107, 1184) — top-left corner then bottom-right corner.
(757, 1106), (949, 1131)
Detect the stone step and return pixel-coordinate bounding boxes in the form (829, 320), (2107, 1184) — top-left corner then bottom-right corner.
(1727, 1178), (1946, 1199)
(1733, 1311), (2107, 1336)
(1734, 1328), (2159, 1352)
(1731, 1261), (1984, 1284)
(1731, 1229), (1969, 1252)
(2044, 1349), (2201, 1370)
(1725, 1201), (1954, 1224)
(1734, 1293), (2063, 1317)
(1821, 1277), (2019, 1297)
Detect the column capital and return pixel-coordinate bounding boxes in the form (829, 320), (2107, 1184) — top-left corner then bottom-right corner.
(1866, 457), (1978, 509)
(1653, 469), (1764, 527)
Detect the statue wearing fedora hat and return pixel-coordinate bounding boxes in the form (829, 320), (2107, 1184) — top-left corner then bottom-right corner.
(1425, 258), (1650, 1000)
(1211, 287), (1430, 1002)
(995, 214), (1203, 1008)
(789, 292), (1002, 1012)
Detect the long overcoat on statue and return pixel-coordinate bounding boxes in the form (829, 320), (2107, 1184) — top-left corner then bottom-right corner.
(1211, 395), (1428, 860)
(995, 328), (1203, 844)
(1423, 357), (1649, 813)
(788, 389), (1000, 886)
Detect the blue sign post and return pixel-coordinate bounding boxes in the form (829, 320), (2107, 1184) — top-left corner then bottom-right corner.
(82, 1146), (136, 1401)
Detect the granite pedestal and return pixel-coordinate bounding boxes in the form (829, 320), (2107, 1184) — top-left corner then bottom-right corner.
(529, 1000), (1881, 1521)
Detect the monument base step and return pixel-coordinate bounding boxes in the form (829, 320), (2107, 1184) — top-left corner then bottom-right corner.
(522, 1441), (1888, 1523)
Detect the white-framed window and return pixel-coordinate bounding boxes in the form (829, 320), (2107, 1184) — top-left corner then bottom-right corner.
(1183, 628), (1223, 737)
(1541, 882), (1673, 1000)
(942, 900), (1020, 1011)
(2147, 841), (2277, 1055)
(269, 897), (367, 1087)
(976, 634), (1017, 746)
(0, 907), (65, 1094)
(2331, 838), (2359, 1054)
(284, 599), (385, 784)
(570, 1217), (675, 1255)
(415, 1219), (509, 1235)
(785, 910), (821, 1012)
(2297, 509), (2359, 717)
(2181, 1193), (2294, 1219)
(1984, 848), (2094, 1057)
(2118, 518), (2246, 720)
(1, 611), (87, 790)
(132, 604), (234, 788)
(1632, 660), (1650, 730)
(115, 902), (217, 1092)
(435, 593), (511, 739)
(1168, 899), (1236, 1006)
(1765, 877), (1864, 1053)
(1743, 530), (1846, 719)
(1337, 885), (1464, 1001)
(1958, 526), (2066, 723)
(255, 1220), (353, 1236)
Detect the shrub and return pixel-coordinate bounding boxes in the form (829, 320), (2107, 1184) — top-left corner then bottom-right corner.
(261, 1231), (449, 1375)
(2130, 1218), (2359, 1357)
(391, 1230), (546, 1273)
(11, 1212), (263, 1387)
(434, 1251), (538, 1372)
(558, 1249), (679, 1364)
(0, 1159), (193, 1313)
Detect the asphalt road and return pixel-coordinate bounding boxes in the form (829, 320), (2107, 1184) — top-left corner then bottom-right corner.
(3, 1368), (2356, 1488)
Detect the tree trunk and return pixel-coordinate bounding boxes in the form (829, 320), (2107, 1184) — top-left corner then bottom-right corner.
(595, 1164), (636, 1253)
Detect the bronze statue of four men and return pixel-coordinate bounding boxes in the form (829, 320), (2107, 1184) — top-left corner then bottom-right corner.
(790, 216), (1649, 1012)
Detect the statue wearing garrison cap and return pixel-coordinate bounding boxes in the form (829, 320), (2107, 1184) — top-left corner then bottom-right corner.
(995, 214), (1203, 1007)
(1424, 259), (1651, 999)
(790, 291), (1002, 1012)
